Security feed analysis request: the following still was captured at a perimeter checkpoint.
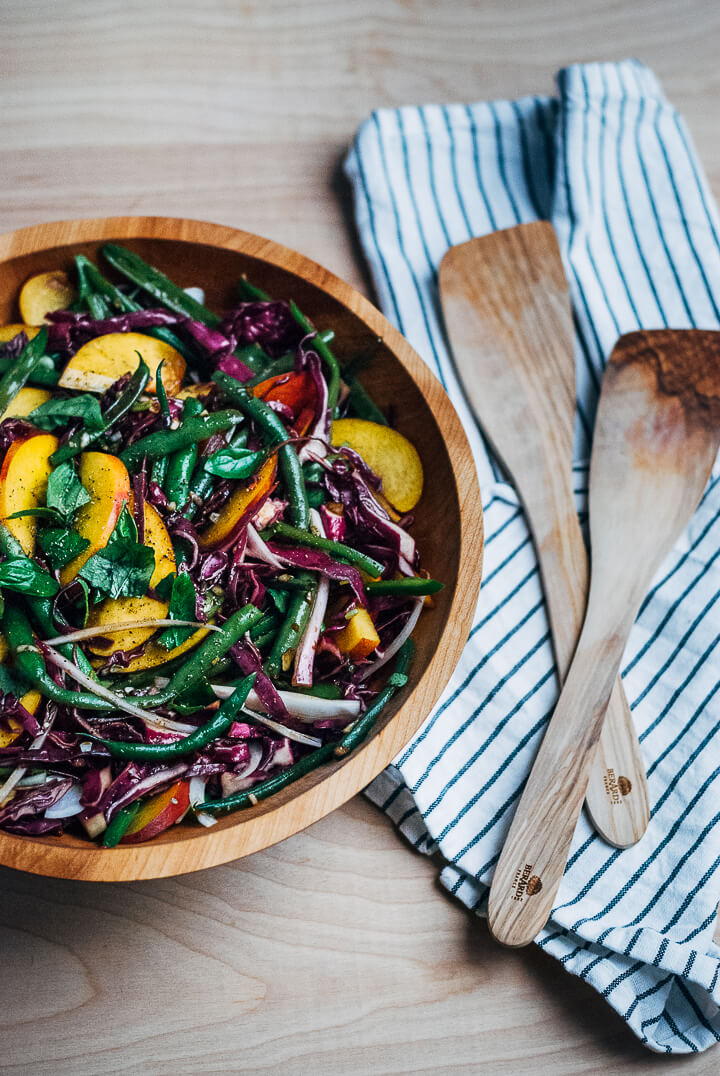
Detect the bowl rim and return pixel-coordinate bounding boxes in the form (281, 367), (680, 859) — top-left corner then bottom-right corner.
(0, 215), (483, 881)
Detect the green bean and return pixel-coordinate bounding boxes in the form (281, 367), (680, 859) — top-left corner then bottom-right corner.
(119, 409), (243, 468)
(264, 581), (317, 679)
(76, 256), (197, 363)
(95, 674), (255, 760)
(102, 243), (221, 326)
(213, 371), (308, 529)
(50, 358), (150, 466)
(347, 378), (388, 425)
(336, 639), (413, 754)
(0, 327), (49, 415)
(266, 521), (384, 578)
(0, 352), (59, 387)
(182, 427), (248, 522)
(200, 743), (337, 813)
(161, 604), (263, 701)
(164, 397), (204, 509)
(101, 801), (142, 847)
(1, 604), (112, 711)
(237, 277), (270, 302)
(365, 578), (443, 596)
(201, 640), (414, 814)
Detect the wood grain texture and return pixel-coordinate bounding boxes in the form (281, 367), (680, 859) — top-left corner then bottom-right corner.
(488, 330), (720, 947)
(1, 0), (719, 1070)
(439, 223), (650, 849)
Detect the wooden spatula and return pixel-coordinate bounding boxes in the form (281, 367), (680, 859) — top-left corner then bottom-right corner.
(487, 328), (720, 947)
(438, 222), (649, 849)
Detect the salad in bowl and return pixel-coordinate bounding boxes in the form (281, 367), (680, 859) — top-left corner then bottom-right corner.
(0, 243), (440, 848)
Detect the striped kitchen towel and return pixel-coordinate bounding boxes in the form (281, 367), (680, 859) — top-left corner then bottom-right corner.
(344, 60), (720, 1054)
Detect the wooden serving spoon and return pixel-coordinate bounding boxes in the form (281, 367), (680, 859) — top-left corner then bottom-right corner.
(438, 222), (649, 849)
(487, 328), (720, 947)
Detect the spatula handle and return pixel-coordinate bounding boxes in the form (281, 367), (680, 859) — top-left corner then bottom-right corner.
(534, 509), (649, 848)
(487, 623), (625, 947)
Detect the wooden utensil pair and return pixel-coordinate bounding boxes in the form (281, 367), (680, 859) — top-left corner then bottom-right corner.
(440, 222), (720, 947)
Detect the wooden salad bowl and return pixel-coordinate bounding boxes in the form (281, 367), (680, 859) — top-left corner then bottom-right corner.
(0, 216), (483, 881)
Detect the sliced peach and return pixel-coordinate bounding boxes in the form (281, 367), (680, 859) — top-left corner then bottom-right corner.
(0, 325), (41, 345)
(331, 418), (423, 512)
(177, 382), (214, 400)
(103, 626), (212, 674)
(336, 608), (381, 661)
(59, 333), (186, 396)
(19, 271), (76, 324)
(0, 433), (59, 554)
(198, 455), (277, 550)
(119, 781), (190, 844)
(0, 687), (42, 749)
(88, 498), (176, 656)
(59, 452), (130, 584)
(0, 386), (52, 422)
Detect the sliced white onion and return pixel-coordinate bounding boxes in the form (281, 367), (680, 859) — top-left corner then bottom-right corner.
(212, 684), (361, 724)
(188, 776), (217, 827)
(240, 707), (321, 748)
(359, 597), (423, 682)
(41, 620), (220, 646)
(142, 714), (198, 736)
(43, 644), (161, 722)
(293, 508), (330, 687)
(0, 709), (57, 808)
(246, 523), (286, 569)
(45, 781), (84, 819)
(183, 286), (205, 303)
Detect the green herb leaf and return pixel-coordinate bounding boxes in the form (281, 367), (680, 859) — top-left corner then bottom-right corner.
(46, 462), (92, 519)
(0, 557), (59, 597)
(157, 571), (198, 649)
(112, 503), (138, 543)
(78, 504), (154, 599)
(37, 527), (90, 570)
(154, 572), (175, 602)
(203, 445), (266, 480)
(7, 507), (66, 525)
(0, 664), (28, 699)
(79, 540), (155, 600)
(29, 394), (104, 432)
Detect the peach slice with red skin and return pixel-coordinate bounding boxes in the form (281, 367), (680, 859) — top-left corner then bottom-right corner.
(198, 455), (277, 550)
(0, 433), (60, 554)
(59, 451), (131, 585)
(119, 781), (191, 844)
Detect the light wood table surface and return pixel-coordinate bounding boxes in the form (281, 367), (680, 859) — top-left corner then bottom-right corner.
(1, 2), (719, 1072)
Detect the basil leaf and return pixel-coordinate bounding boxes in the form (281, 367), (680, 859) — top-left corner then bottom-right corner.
(79, 539), (155, 600)
(46, 462), (91, 519)
(154, 572), (175, 602)
(7, 507), (66, 525)
(37, 528), (90, 570)
(29, 394), (104, 432)
(203, 446), (266, 480)
(0, 557), (59, 597)
(77, 503), (154, 599)
(157, 571), (198, 650)
(112, 502), (138, 543)
(0, 665), (28, 699)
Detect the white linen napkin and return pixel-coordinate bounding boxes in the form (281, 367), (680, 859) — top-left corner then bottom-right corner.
(344, 60), (720, 1054)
